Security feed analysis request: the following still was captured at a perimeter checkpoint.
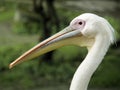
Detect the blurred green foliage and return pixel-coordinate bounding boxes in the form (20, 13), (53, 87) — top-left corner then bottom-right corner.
(13, 22), (40, 35)
(0, 10), (14, 22)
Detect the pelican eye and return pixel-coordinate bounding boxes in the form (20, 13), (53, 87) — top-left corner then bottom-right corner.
(78, 21), (83, 25)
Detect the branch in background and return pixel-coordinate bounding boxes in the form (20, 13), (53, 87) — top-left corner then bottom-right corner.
(32, 0), (60, 63)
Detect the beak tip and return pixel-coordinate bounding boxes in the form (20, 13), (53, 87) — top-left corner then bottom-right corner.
(9, 63), (13, 69)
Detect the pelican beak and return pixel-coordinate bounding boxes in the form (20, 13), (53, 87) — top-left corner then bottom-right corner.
(9, 26), (82, 69)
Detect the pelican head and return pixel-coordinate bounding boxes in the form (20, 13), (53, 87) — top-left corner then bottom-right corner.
(9, 13), (115, 68)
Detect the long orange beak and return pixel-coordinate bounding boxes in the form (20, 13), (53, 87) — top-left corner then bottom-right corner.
(9, 26), (82, 69)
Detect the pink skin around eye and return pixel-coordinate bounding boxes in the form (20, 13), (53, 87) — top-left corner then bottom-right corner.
(70, 19), (85, 30)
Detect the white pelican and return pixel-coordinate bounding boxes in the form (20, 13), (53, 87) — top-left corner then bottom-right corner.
(9, 13), (115, 90)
